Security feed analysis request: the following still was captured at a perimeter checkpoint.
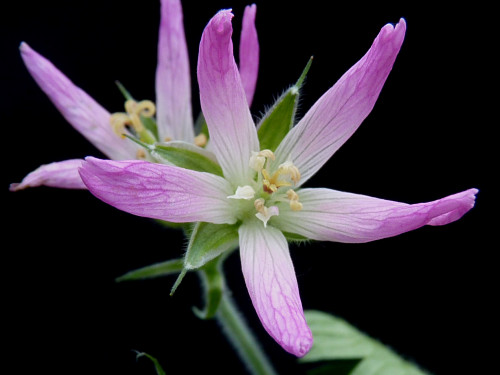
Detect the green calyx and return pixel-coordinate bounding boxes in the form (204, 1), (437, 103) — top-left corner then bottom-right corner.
(257, 56), (313, 152)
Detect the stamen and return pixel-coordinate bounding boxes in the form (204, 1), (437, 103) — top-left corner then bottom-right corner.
(227, 185), (256, 200)
(261, 160), (301, 193)
(287, 189), (303, 211)
(194, 133), (208, 147)
(278, 161), (301, 184)
(135, 100), (156, 117)
(110, 99), (156, 139)
(290, 200), (303, 211)
(136, 149), (147, 159)
(110, 113), (132, 138)
(249, 152), (266, 172)
(287, 189), (299, 201)
(249, 149), (275, 172)
(254, 198), (279, 227)
(258, 149), (275, 160)
(164, 136), (172, 142)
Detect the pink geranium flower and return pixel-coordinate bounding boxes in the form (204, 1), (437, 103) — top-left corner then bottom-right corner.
(10, 0), (258, 191)
(79, 10), (477, 357)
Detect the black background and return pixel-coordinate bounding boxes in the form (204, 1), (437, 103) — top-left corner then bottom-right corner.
(2, 1), (494, 374)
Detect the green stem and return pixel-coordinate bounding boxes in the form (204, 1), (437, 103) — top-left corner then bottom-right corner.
(216, 292), (278, 375)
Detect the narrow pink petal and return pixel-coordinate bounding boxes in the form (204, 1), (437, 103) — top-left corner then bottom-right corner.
(274, 19), (407, 186)
(10, 159), (86, 191)
(197, 9), (259, 187)
(79, 157), (236, 224)
(239, 4), (259, 107)
(273, 187), (478, 243)
(155, 0), (194, 142)
(20, 43), (138, 160)
(239, 221), (313, 357)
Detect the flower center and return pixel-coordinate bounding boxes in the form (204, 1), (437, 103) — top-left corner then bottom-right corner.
(227, 149), (302, 227)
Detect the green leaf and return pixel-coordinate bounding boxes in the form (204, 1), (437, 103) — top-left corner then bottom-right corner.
(115, 258), (184, 282)
(151, 141), (223, 176)
(301, 310), (431, 375)
(184, 222), (239, 270)
(135, 351), (166, 375)
(193, 257), (225, 319)
(257, 57), (313, 152)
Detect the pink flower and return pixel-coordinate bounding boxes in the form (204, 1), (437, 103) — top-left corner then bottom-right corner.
(10, 0), (258, 191)
(79, 10), (477, 357)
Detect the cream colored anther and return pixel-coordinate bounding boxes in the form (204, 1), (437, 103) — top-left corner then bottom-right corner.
(110, 99), (156, 138)
(194, 133), (208, 147)
(254, 198), (279, 227)
(250, 149), (275, 172)
(287, 189), (303, 211)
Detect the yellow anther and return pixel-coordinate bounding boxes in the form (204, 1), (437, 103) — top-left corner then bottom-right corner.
(128, 112), (145, 133)
(287, 189), (303, 211)
(136, 149), (147, 159)
(250, 149), (275, 172)
(261, 160), (301, 193)
(277, 161), (301, 184)
(290, 200), (303, 211)
(164, 136), (172, 142)
(254, 198), (266, 213)
(287, 189), (299, 201)
(110, 99), (156, 138)
(135, 100), (156, 118)
(258, 149), (275, 160)
(253, 198), (279, 227)
(194, 133), (208, 147)
(110, 113), (132, 138)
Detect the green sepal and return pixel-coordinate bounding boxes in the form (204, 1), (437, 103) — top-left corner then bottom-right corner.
(115, 80), (134, 100)
(193, 257), (225, 319)
(135, 351), (166, 375)
(155, 219), (193, 235)
(169, 222), (238, 296)
(257, 57), (313, 152)
(152, 141), (223, 176)
(140, 114), (159, 142)
(300, 310), (431, 375)
(184, 222), (239, 270)
(115, 258), (184, 282)
(282, 231), (310, 243)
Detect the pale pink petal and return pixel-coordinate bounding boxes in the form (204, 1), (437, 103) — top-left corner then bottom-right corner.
(239, 4), (259, 107)
(273, 187), (478, 243)
(79, 157), (236, 224)
(274, 19), (407, 186)
(197, 9), (259, 187)
(155, 0), (194, 142)
(239, 221), (313, 357)
(20, 43), (138, 160)
(10, 159), (86, 191)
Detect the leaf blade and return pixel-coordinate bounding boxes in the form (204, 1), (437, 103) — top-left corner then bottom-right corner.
(301, 310), (431, 375)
